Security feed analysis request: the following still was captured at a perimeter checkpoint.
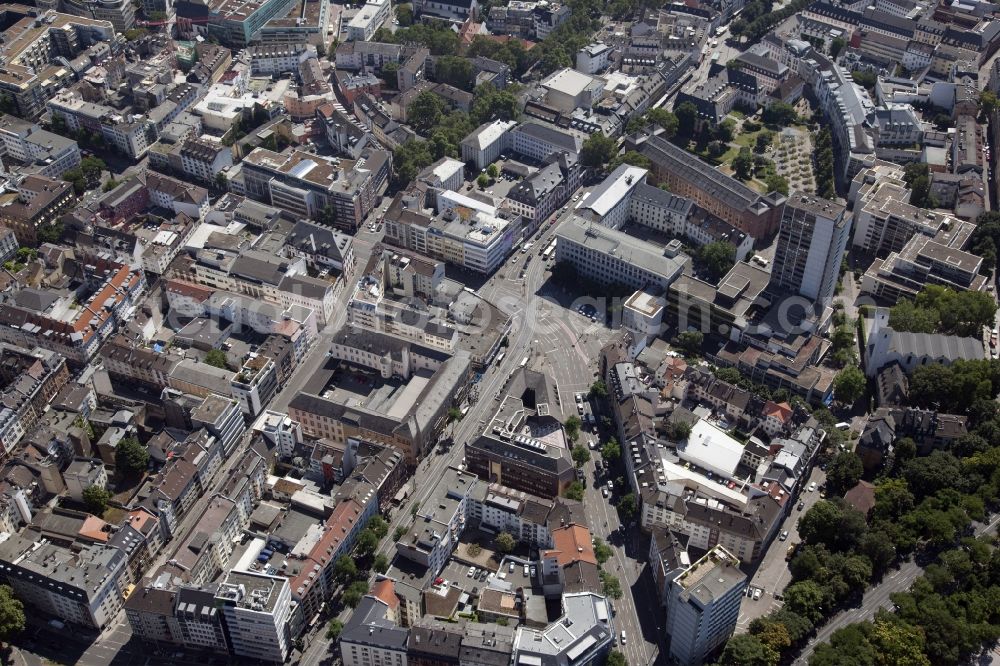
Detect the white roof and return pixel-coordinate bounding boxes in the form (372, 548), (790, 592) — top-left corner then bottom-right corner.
(542, 67), (599, 97)
(432, 158), (465, 182)
(462, 120), (517, 151)
(677, 419), (745, 480)
(580, 164), (647, 218)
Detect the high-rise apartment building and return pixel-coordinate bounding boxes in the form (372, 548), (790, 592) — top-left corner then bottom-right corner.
(769, 194), (850, 304)
(666, 546), (746, 666)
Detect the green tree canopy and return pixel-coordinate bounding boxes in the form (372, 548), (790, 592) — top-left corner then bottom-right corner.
(674, 331), (704, 355)
(571, 445), (591, 467)
(798, 499), (868, 553)
(675, 101), (698, 139)
(115, 437), (149, 475)
(355, 528), (379, 557)
(600, 570), (623, 598)
(605, 650), (627, 666)
(495, 531), (516, 554)
(732, 147), (754, 180)
(326, 618), (344, 640)
(435, 55), (473, 91)
(408, 91), (447, 135)
(580, 132), (617, 168)
(563, 481), (585, 500)
(783, 579), (828, 625)
(720, 634), (779, 666)
(0, 586), (24, 643)
(825, 451), (863, 496)
(334, 555), (358, 583)
(593, 538), (613, 564)
(608, 150), (652, 172)
(82, 485), (112, 515)
(889, 285), (997, 337)
(698, 241), (735, 279)
(564, 415), (582, 441)
(617, 493), (637, 520)
(342, 580), (369, 608)
(601, 438), (621, 462)
(647, 108), (678, 138)
(833, 366), (865, 404)
(762, 102), (797, 126)
(204, 348), (228, 369)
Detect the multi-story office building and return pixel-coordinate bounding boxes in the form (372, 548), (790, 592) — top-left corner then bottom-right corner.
(666, 546), (746, 666)
(191, 394), (247, 456)
(554, 217), (689, 292)
(248, 43), (317, 75)
(200, 0), (297, 46)
(769, 194), (850, 304)
(0, 115), (80, 179)
(346, 0), (391, 41)
(217, 570), (293, 663)
(635, 132), (785, 239)
(396, 468), (478, 573)
(512, 593), (614, 666)
(230, 354), (279, 417)
(0, 534), (128, 630)
(383, 189), (518, 275)
(465, 416), (575, 499)
(850, 167), (971, 257)
(61, 0), (135, 30)
(799, 51), (877, 182)
(505, 153), (579, 233)
(413, 0), (477, 21)
(576, 42), (612, 74)
(287, 330), (471, 463)
(861, 234), (986, 303)
(47, 91), (154, 159)
(341, 595), (410, 666)
(335, 41), (404, 71)
(241, 148), (390, 231)
(179, 138), (233, 184)
(460, 120), (517, 171)
(0, 227), (15, 263)
(507, 121), (583, 163)
(0, 175), (74, 244)
(576, 163), (647, 229)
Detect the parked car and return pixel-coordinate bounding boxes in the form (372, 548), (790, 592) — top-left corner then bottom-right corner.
(808, 481), (817, 492)
(779, 530), (789, 541)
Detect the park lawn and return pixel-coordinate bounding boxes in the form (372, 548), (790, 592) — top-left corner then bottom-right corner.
(734, 128), (771, 150)
(688, 143), (740, 167)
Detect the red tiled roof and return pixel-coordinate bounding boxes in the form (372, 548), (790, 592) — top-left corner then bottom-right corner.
(763, 400), (793, 424)
(543, 524), (596, 567)
(370, 579), (398, 610)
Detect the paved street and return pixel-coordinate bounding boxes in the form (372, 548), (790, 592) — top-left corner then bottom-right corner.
(297, 198), (657, 665)
(736, 466), (827, 632)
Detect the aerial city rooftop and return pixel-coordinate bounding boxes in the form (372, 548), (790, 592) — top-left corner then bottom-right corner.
(0, 0), (994, 664)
